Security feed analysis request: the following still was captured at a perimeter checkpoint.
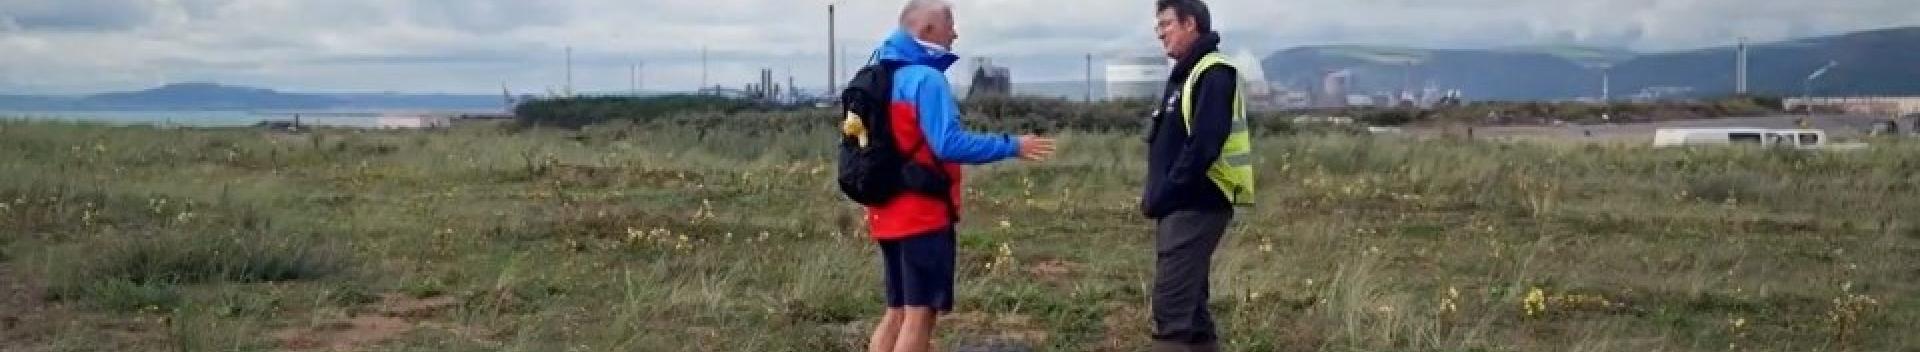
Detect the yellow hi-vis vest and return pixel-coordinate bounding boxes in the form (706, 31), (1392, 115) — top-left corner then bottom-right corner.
(1179, 53), (1256, 206)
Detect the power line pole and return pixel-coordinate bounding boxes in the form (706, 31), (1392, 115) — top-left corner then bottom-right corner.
(701, 45), (710, 94)
(564, 46), (574, 97)
(840, 43), (848, 92)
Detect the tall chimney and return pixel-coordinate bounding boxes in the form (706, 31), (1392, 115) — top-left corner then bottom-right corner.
(828, 4), (837, 95)
(1602, 67), (1611, 102)
(1736, 38), (1749, 95)
(1085, 53), (1094, 102)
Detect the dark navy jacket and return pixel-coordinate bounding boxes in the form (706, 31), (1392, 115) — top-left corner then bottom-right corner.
(1143, 32), (1236, 219)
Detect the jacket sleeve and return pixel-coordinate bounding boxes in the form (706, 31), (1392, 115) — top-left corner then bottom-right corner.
(1166, 66), (1237, 187)
(907, 67), (1021, 164)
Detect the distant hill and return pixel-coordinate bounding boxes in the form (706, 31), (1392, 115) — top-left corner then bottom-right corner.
(0, 83), (508, 111)
(1262, 26), (1920, 101)
(1612, 27), (1920, 98)
(82, 83), (339, 110)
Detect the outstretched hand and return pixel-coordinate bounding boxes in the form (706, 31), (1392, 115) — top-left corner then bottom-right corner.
(1017, 135), (1056, 161)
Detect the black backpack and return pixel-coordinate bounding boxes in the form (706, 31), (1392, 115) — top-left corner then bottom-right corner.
(836, 62), (953, 207)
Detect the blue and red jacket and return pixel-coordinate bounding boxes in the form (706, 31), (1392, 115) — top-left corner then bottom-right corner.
(866, 29), (1022, 240)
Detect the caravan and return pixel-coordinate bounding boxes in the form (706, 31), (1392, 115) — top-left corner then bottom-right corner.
(1652, 128), (1853, 149)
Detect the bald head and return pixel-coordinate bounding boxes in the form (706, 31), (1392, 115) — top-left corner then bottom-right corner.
(900, 0), (958, 49)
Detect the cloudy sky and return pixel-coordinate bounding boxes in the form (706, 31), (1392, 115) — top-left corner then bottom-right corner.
(1, 0), (1915, 94)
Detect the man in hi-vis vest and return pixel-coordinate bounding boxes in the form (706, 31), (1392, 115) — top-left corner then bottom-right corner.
(1143, 0), (1255, 351)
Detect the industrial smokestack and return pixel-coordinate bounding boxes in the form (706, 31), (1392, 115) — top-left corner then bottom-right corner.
(1602, 67), (1611, 102)
(1736, 38), (1749, 95)
(828, 4), (837, 95)
(1085, 53), (1093, 102)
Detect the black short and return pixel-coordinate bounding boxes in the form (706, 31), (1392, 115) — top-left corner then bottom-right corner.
(878, 228), (956, 312)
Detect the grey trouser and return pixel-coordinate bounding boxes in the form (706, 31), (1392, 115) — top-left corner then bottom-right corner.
(1151, 208), (1234, 347)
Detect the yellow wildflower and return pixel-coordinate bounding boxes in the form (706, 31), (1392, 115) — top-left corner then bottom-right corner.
(1523, 287), (1547, 317)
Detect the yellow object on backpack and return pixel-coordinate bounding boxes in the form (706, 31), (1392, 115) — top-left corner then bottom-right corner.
(843, 112), (870, 148)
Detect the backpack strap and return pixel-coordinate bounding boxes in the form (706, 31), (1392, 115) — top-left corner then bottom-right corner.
(897, 115), (960, 221)
(892, 62), (962, 221)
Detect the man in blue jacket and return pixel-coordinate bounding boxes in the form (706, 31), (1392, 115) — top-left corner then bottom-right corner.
(1144, 0), (1257, 351)
(863, 1), (1056, 352)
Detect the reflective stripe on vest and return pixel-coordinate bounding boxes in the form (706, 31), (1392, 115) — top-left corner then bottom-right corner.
(1179, 52), (1256, 206)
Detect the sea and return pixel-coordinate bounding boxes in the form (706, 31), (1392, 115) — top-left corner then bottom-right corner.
(0, 110), (498, 128)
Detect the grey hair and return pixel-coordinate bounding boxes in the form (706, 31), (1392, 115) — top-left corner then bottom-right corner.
(899, 0), (952, 27)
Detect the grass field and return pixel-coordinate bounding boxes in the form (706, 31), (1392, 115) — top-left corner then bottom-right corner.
(1, 118), (1916, 351)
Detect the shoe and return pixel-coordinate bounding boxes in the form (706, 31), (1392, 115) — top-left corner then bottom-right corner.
(1150, 340), (1219, 352)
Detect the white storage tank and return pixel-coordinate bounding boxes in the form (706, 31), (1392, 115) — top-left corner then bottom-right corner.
(1106, 56), (1168, 101)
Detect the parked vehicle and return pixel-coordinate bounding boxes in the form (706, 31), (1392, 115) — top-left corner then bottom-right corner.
(1653, 128), (1866, 150)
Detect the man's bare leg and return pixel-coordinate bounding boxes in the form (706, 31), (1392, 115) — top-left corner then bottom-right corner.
(869, 308), (905, 352)
(891, 306), (939, 352)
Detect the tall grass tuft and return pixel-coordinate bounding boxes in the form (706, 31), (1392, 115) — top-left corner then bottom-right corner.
(42, 229), (346, 310)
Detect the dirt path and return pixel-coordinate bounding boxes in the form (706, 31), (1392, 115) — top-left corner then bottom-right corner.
(0, 263), (52, 351)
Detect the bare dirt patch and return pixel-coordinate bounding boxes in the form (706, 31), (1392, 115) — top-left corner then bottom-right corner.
(274, 293), (487, 351)
(0, 263), (55, 350)
(946, 311), (1049, 351)
(1026, 259), (1079, 285)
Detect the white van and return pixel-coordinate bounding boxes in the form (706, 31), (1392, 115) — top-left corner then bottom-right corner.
(1652, 128), (1839, 149)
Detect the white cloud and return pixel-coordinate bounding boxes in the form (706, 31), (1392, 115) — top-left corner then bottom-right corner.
(0, 0), (1914, 94)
